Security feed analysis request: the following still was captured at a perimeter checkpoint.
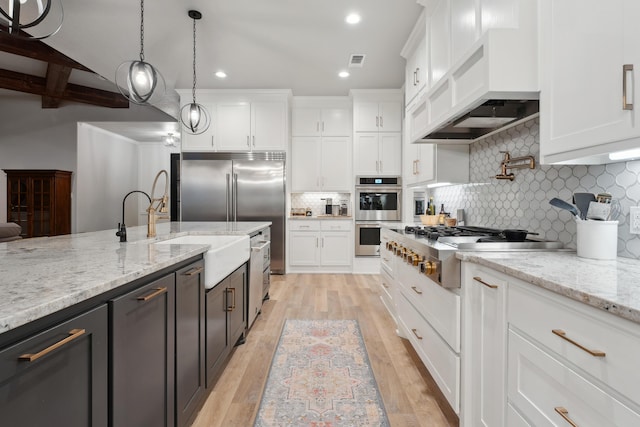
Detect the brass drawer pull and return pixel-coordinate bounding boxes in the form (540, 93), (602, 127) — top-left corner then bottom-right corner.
(552, 329), (606, 357)
(411, 328), (423, 340)
(226, 288), (236, 311)
(554, 407), (578, 427)
(137, 287), (168, 302)
(411, 286), (423, 295)
(19, 328), (86, 362)
(184, 266), (203, 276)
(473, 276), (498, 289)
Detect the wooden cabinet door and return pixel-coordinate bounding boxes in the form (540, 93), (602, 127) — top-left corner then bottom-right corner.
(111, 274), (175, 427)
(289, 231), (320, 266)
(462, 267), (507, 427)
(0, 305), (108, 427)
(378, 101), (402, 132)
(251, 101), (287, 151)
(175, 261), (205, 427)
(292, 108), (321, 136)
(6, 174), (29, 237)
(181, 102), (216, 151)
(320, 232), (351, 266)
(354, 133), (381, 175)
(321, 136), (352, 191)
(540, 0), (640, 163)
(321, 108), (351, 136)
(379, 133), (402, 176)
(206, 281), (228, 387)
(216, 103), (251, 151)
(291, 137), (322, 191)
(226, 265), (247, 347)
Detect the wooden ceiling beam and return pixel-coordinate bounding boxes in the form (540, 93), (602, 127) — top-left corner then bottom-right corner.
(0, 30), (92, 72)
(42, 63), (72, 108)
(0, 68), (129, 108)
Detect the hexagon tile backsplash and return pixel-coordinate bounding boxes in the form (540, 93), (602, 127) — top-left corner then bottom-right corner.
(428, 117), (640, 259)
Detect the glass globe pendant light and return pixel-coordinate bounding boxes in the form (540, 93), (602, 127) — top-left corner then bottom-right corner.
(0, 0), (64, 39)
(180, 10), (210, 135)
(115, 0), (165, 105)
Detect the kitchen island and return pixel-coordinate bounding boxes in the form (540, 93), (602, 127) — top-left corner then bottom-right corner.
(0, 221), (270, 427)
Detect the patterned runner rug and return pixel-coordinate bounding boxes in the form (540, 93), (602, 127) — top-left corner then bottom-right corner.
(254, 319), (390, 426)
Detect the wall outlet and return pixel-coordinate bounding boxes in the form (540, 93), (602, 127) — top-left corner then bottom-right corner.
(631, 207), (640, 234)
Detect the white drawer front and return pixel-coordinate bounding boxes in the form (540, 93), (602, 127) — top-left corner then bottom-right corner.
(508, 281), (640, 404)
(400, 262), (460, 352)
(506, 403), (531, 427)
(288, 220), (321, 231)
(320, 220), (352, 231)
(508, 329), (640, 427)
(398, 292), (460, 413)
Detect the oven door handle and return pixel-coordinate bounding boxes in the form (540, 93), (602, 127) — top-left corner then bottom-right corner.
(356, 223), (383, 228)
(356, 186), (402, 192)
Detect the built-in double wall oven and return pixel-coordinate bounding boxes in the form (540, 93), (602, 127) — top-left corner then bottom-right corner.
(355, 176), (402, 256)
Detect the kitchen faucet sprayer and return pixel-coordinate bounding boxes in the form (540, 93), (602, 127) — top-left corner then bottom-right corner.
(147, 169), (170, 238)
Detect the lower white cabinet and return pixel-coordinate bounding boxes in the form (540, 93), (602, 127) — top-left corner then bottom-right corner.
(461, 264), (507, 427)
(460, 260), (640, 427)
(288, 220), (352, 272)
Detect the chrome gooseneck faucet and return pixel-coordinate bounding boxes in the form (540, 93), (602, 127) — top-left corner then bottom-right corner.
(147, 170), (170, 238)
(116, 190), (151, 242)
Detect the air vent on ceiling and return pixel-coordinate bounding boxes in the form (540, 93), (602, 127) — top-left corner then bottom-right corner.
(349, 54), (366, 68)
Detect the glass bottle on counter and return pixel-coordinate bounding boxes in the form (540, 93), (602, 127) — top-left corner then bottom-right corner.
(429, 197), (435, 215)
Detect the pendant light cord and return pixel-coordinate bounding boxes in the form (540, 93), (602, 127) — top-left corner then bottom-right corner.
(192, 16), (197, 104)
(139, 0), (145, 61)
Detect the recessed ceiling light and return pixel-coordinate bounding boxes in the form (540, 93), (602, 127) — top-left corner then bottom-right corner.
(339, 71), (350, 78)
(346, 13), (361, 24)
(215, 71), (227, 78)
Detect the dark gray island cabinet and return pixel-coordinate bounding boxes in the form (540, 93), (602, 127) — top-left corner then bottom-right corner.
(0, 255), (212, 427)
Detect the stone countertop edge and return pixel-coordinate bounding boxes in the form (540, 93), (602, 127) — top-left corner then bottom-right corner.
(0, 221), (271, 334)
(288, 216), (353, 220)
(457, 251), (640, 325)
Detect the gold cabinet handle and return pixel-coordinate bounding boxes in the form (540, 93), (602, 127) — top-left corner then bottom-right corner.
(226, 288), (236, 311)
(623, 64), (634, 110)
(473, 276), (498, 289)
(19, 328), (86, 362)
(411, 286), (423, 295)
(552, 329), (606, 357)
(184, 266), (204, 276)
(137, 287), (168, 302)
(554, 407), (579, 427)
(411, 328), (423, 340)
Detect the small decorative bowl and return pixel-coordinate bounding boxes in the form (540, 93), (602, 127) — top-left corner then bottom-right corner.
(444, 218), (457, 227)
(420, 215), (439, 226)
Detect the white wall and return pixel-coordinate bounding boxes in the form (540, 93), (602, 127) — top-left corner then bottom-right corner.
(76, 124), (140, 233)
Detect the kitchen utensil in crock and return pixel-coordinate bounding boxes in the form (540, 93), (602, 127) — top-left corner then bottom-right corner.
(573, 192), (596, 220)
(549, 198), (581, 219)
(608, 199), (621, 221)
(596, 193), (612, 204)
(501, 229), (539, 242)
(586, 201), (610, 220)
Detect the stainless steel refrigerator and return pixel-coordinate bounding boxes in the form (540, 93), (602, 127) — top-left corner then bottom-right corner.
(180, 152), (286, 274)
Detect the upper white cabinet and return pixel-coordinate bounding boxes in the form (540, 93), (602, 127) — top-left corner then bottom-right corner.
(176, 90), (290, 152)
(291, 136), (352, 192)
(401, 11), (428, 107)
(354, 101), (402, 133)
(355, 133), (402, 176)
(292, 108), (351, 137)
(217, 100), (287, 151)
(406, 0), (539, 143)
(180, 102), (216, 152)
(539, 0), (640, 164)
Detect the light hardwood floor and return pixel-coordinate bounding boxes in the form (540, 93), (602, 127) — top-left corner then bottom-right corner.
(191, 273), (457, 427)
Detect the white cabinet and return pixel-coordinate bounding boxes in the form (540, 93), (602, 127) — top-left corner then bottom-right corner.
(291, 136), (352, 192)
(540, 0), (640, 164)
(216, 101), (287, 151)
(288, 220), (352, 272)
(429, 0), (450, 86)
(292, 108), (351, 137)
(402, 11), (428, 107)
(354, 133), (402, 176)
(180, 102), (216, 151)
(354, 101), (402, 133)
(461, 264), (507, 427)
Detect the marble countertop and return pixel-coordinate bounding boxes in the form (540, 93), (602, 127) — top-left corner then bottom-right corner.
(457, 251), (640, 324)
(289, 215), (353, 220)
(0, 221), (270, 334)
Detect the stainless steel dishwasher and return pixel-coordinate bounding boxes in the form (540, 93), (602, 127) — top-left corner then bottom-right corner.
(249, 232), (270, 328)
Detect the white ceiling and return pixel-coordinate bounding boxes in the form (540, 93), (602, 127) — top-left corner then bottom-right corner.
(1, 0), (423, 141)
